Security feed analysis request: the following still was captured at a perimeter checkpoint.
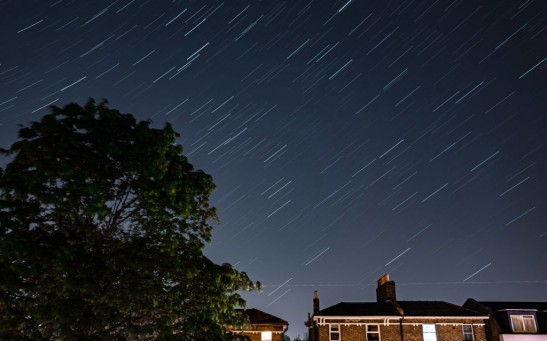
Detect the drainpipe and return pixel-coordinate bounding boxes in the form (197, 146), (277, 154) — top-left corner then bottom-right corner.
(399, 315), (404, 341)
(387, 300), (404, 341)
(385, 296), (404, 341)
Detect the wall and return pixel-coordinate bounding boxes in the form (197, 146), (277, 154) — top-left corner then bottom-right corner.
(241, 331), (285, 341)
(308, 318), (487, 341)
(235, 324), (287, 341)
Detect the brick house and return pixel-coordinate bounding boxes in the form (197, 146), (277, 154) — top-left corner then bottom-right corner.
(463, 299), (547, 341)
(231, 308), (289, 341)
(305, 274), (488, 341)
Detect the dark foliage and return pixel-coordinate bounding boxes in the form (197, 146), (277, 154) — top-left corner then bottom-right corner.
(0, 99), (259, 340)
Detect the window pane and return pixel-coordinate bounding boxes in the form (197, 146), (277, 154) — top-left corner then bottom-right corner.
(367, 324), (380, 341)
(423, 324), (436, 333)
(367, 333), (380, 341)
(511, 316), (525, 332)
(463, 325), (474, 341)
(261, 331), (272, 341)
(423, 324), (437, 341)
(523, 316), (537, 332)
(330, 324), (340, 341)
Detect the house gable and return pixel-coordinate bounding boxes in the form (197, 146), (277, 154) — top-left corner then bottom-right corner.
(232, 308), (288, 341)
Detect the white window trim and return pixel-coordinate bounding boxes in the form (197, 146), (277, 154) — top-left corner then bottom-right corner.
(330, 323), (340, 341)
(313, 316), (488, 326)
(366, 324), (381, 341)
(510, 314), (537, 333)
(261, 331), (273, 341)
(462, 324), (474, 341)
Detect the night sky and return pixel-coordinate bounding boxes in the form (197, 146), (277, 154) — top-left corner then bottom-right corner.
(1, 0), (546, 338)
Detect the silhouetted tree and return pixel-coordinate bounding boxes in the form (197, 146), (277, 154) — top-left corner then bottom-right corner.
(0, 99), (259, 340)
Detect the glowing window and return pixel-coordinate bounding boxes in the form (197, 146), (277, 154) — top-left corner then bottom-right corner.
(423, 324), (437, 341)
(261, 331), (272, 341)
(511, 315), (537, 333)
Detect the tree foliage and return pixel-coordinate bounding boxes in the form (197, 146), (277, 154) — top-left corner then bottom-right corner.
(0, 99), (259, 340)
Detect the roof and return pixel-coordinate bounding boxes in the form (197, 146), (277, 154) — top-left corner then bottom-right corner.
(469, 301), (547, 312)
(236, 308), (288, 325)
(315, 301), (486, 317)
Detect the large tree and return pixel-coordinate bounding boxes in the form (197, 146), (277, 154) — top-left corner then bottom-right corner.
(0, 99), (258, 340)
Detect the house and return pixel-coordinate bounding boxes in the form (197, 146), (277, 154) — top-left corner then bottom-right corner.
(231, 308), (289, 341)
(463, 299), (547, 341)
(305, 274), (488, 341)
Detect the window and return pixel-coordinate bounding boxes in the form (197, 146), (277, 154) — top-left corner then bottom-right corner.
(462, 325), (474, 341)
(261, 331), (272, 341)
(511, 315), (537, 333)
(330, 324), (340, 341)
(423, 324), (437, 341)
(367, 324), (380, 341)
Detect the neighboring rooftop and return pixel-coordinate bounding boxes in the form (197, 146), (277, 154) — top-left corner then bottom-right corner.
(236, 308), (289, 325)
(466, 300), (547, 311)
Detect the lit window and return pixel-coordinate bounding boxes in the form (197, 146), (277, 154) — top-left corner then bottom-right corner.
(261, 331), (272, 341)
(330, 324), (340, 341)
(367, 324), (380, 341)
(511, 315), (537, 333)
(423, 324), (437, 341)
(463, 325), (474, 341)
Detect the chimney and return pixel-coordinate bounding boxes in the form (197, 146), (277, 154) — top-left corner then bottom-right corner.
(313, 290), (320, 314)
(376, 274), (396, 303)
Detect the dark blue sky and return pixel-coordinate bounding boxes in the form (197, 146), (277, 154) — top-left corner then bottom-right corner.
(1, 0), (546, 337)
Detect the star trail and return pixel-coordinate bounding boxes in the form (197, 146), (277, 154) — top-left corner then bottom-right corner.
(1, 0), (546, 337)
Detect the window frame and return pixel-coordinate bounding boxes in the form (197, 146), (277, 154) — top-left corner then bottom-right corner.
(422, 324), (438, 341)
(462, 324), (474, 341)
(366, 324), (380, 341)
(330, 323), (340, 341)
(510, 314), (537, 333)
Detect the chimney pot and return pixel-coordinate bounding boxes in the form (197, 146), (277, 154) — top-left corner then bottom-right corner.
(378, 274), (390, 286)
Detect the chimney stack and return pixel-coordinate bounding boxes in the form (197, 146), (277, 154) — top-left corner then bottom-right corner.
(313, 290), (320, 314)
(376, 274), (396, 303)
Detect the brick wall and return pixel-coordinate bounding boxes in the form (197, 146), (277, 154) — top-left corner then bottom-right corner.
(308, 319), (487, 341)
(234, 323), (286, 341)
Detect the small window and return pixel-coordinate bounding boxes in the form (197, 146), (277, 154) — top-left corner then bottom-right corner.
(523, 316), (537, 332)
(463, 325), (474, 341)
(423, 324), (437, 341)
(511, 315), (537, 333)
(261, 331), (272, 341)
(367, 324), (380, 341)
(330, 324), (340, 341)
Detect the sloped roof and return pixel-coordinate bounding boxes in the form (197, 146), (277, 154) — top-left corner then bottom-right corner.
(236, 308), (288, 325)
(316, 301), (485, 317)
(470, 301), (547, 311)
